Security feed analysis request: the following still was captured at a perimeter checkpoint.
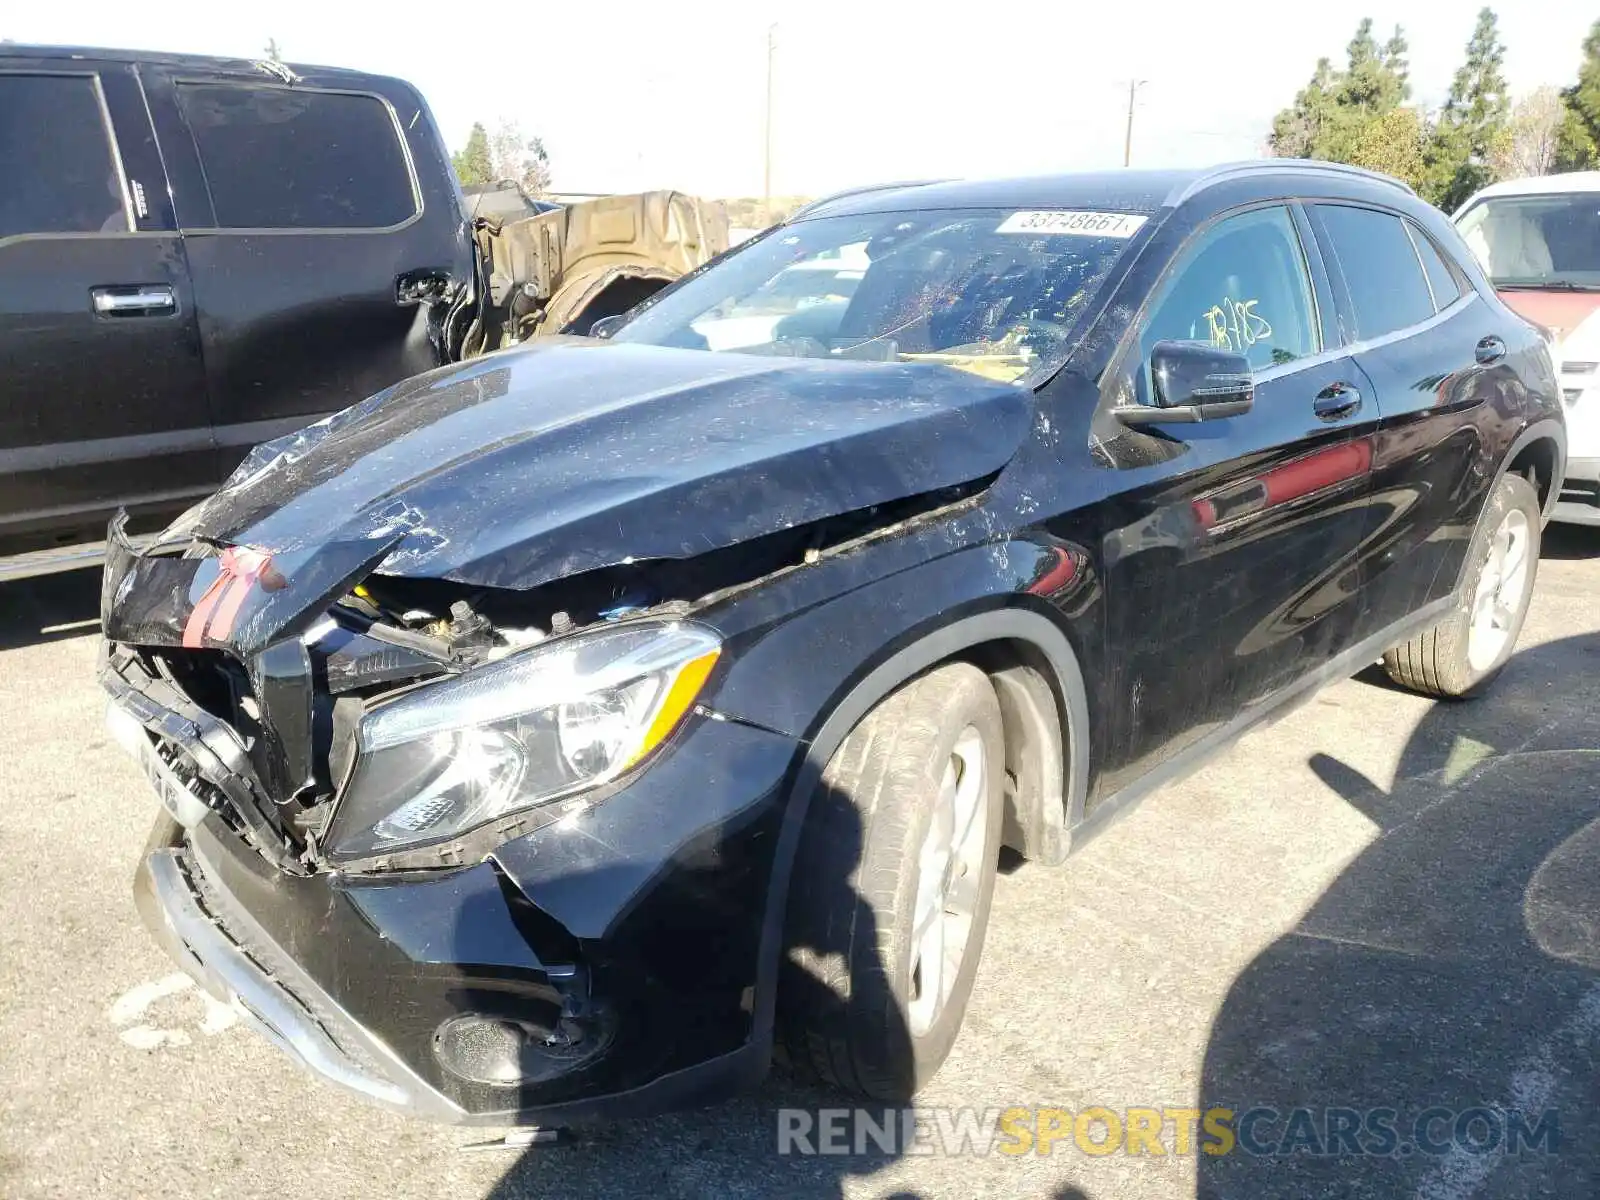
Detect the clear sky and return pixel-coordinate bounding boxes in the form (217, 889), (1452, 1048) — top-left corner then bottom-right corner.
(4, 1), (1594, 198)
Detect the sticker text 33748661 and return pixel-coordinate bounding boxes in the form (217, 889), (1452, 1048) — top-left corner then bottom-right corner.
(996, 211), (1149, 238)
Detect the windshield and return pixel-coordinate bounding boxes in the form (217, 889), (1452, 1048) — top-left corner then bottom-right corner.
(611, 207), (1148, 385)
(1457, 193), (1600, 290)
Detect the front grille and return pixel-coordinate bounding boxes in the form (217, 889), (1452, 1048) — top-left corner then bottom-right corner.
(1564, 388), (1584, 405)
(1562, 361), (1598, 375)
(141, 646), (299, 840)
(150, 736), (247, 838)
(143, 641), (327, 838)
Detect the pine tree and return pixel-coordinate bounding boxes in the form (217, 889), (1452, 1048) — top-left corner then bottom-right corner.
(1271, 58), (1338, 158)
(1335, 23), (1398, 114)
(1269, 18), (1414, 177)
(1382, 26), (1411, 101)
(1555, 18), (1600, 170)
(451, 123), (493, 187)
(1425, 8), (1510, 210)
(1346, 18), (1380, 72)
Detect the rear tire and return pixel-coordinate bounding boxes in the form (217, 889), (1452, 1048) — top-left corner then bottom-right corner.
(1382, 472), (1540, 698)
(776, 662), (1004, 1099)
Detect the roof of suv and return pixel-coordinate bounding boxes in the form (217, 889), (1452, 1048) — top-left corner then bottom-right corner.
(0, 42), (389, 86)
(794, 160), (1414, 221)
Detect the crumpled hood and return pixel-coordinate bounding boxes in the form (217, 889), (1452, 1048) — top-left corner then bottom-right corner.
(175, 340), (1032, 590)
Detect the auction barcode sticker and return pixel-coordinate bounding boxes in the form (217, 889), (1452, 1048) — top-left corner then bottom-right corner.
(996, 211), (1148, 238)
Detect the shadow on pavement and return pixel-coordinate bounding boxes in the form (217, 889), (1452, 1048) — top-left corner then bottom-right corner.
(1197, 628), (1600, 1198)
(0, 569), (102, 650)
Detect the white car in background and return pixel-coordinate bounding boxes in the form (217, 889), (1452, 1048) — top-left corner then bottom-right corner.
(1456, 173), (1600, 525)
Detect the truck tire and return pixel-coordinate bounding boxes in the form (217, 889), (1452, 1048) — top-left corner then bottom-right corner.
(776, 662), (1004, 1099)
(1383, 473), (1541, 698)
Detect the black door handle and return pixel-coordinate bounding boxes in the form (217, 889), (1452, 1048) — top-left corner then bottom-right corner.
(1313, 382), (1363, 422)
(1476, 335), (1507, 366)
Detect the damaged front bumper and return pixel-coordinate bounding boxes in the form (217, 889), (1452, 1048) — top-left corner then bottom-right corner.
(136, 823), (455, 1118)
(107, 645), (801, 1124)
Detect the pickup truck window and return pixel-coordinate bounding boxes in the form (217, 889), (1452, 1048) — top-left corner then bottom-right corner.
(0, 74), (127, 238)
(174, 83), (416, 230)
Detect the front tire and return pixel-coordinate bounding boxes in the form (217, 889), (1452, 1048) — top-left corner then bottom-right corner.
(777, 662), (1005, 1099)
(1382, 472), (1541, 698)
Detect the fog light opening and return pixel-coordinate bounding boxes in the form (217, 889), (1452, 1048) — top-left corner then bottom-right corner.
(432, 1013), (604, 1086)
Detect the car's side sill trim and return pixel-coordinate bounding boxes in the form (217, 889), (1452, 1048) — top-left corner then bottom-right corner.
(1066, 594), (1456, 855)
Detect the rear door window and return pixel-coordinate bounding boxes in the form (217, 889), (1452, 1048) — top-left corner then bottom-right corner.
(1408, 225), (1463, 311)
(174, 83), (415, 230)
(1312, 205), (1435, 339)
(0, 74), (126, 238)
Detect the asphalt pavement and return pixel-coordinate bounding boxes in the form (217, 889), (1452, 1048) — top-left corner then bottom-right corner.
(1, 530), (1598, 1199)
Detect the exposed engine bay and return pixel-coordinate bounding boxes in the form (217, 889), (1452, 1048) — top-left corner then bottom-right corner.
(102, 473), (990, 877)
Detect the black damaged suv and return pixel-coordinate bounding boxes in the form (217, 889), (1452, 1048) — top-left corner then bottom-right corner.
(103, 162), (1564, 1124)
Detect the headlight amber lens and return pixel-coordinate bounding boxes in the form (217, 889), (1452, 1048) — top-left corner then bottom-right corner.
(326, 622), (720, 859)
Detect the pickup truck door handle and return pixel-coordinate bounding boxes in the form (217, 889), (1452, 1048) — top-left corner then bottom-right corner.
(1312, 382), (1363, 422)
(1475, 335), (1507, 366)
(91, 285), (177, 317)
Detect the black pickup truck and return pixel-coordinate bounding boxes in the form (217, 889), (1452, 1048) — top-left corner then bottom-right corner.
(0, 45), (727, 579)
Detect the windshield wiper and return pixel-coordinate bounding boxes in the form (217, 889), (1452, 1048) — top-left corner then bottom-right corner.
(1495, 280), (1600, 292)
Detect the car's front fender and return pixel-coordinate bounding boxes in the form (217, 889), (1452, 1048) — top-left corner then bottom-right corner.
(699, 532), (1106, 1051)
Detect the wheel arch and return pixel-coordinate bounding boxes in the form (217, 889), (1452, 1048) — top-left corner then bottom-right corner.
(750, 607), (1091, 1043)
(1500, 418), (1567, 522)
(547, 264), (677, 335)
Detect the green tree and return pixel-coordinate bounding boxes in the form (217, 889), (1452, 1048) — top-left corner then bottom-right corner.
(1336, 20), (1409, 113)
(1555, 18), (1600, 170)
(1382, 25), (1411, 95)
(451, 122), (493, 187)
(1348, 106), (1427, 191)
(1269, 20), (1412, 165)
(1270, 57), (1337, 158)
(1425, 8), (1510, 210)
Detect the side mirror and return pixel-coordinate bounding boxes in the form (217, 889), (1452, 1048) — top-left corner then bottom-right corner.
(1117, 340), (1254, 427)
(588, 313), (628, 340)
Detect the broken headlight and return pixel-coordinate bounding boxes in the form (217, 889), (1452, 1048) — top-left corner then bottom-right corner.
(325, 622), (721, 859)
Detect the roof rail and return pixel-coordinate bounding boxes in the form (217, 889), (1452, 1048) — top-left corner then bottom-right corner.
(1167, 159), (1415, 207)
(789, 179), (949, 222)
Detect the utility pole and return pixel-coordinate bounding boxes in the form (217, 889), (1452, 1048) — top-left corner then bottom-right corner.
(763, 24), (777, 228)
(1123, 79), (1147, 167)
